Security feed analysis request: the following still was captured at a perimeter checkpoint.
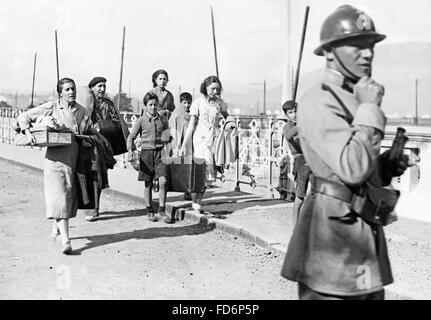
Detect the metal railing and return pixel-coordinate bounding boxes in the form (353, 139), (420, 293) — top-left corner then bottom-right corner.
(0, 108), (290, 196)
(2, 107), (427, 197)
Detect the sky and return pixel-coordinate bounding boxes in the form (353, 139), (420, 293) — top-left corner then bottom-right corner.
(1, 0), (431, 102)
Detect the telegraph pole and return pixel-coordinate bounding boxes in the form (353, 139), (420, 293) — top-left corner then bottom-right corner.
(415, 78), (419, 125)
(118, 26), (126, 111)
(250, 80), (267, 115)
(210, 6), (219, 78)
(263, 79), (267, 115)
(30, 52), (37, 108)
(55, 31), (60, 84)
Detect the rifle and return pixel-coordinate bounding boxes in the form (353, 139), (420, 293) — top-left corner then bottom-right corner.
(292, 6), (310, 103)
(389, 127), (409, 161)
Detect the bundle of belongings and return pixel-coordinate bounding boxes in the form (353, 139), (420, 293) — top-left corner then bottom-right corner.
(14, 122), (73, 147)
(214, 115), (238, 172)
(75, 130), (116, 210)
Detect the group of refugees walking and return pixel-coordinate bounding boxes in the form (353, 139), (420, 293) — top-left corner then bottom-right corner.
(15, 3), (414, 300)
(17, 70), (232, 255)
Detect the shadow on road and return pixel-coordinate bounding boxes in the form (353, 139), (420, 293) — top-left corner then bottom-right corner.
(96, 209), (144, 221)
(71, 222), (214, 255)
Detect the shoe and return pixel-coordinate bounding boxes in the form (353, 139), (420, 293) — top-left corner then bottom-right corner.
(147, 211), (155, 221)
(152, 213), (160, 222)
(164, 215), (175, 224)
(62, 241), (72, 255)
(51, 230), (60, 240)
(184, 192), (192, 201)
(85, 215), (98, 222)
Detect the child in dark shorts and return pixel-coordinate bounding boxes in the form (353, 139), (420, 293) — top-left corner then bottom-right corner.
(127, 92), (170, 222)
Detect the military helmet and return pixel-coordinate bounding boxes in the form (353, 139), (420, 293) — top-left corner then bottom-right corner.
(314, 5), (386, 56)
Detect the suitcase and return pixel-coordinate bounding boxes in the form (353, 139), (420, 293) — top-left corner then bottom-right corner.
(167, 156), (206, 193)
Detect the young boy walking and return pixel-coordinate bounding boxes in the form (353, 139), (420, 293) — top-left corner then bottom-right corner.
(282, 100), (311, 226)
(127, 92), (170, 222)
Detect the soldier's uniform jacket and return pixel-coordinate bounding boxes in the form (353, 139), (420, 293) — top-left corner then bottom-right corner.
(281, 68), (393, 296)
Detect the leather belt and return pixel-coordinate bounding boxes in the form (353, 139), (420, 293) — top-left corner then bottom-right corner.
(311, 176), (355, 203)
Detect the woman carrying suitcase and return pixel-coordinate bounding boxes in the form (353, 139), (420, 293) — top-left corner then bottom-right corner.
(180, 75), (229, 213)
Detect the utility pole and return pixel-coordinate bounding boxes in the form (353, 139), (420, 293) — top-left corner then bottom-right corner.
(31, 52), (37, 108)
(263, 79), (267, 115)
(415, 78), (419, 125)
(55, 31), (60, 84)
(210, 6), (219, 79)
(118, 26), (126, 112)
(250, 80), (267, 115)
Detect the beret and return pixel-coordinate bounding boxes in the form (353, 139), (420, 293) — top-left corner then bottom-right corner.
(88, 77), (107, 88)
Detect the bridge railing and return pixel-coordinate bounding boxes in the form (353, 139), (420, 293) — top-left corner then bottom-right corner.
(1, 107), (427, 197)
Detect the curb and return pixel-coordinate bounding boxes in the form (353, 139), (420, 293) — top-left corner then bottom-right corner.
(179, 208), (288, 256)
(0, 154), (423, 300)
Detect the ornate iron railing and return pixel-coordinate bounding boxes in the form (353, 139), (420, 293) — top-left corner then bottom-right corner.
(3, 107), (424, 197)
(0, 108), (290, 196)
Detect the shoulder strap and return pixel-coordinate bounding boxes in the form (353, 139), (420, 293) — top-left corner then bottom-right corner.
(321, 83), (354, 124)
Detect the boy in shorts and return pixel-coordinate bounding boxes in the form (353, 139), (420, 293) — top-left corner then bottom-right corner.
(127, 92), (170, 221)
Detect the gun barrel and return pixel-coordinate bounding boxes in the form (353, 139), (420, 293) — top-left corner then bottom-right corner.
(389, 127), (408, 160)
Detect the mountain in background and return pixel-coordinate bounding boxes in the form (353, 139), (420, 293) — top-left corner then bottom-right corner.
(223, 42), (431, 116)
(2, 42), (430, 117)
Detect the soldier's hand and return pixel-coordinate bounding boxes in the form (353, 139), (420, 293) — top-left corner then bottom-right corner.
(380, 150), (409, 179)
(395, 154), (410, 176)
(354, 76), (385, 106)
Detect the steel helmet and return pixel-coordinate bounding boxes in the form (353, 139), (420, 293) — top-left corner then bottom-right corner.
(314, 5), (386, 56)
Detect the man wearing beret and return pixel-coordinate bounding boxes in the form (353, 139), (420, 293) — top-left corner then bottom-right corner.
(84, 76), (130, 221)
(281, 5), (409, 299)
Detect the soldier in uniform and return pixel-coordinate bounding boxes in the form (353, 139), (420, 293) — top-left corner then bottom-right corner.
(281, 5), (409, 300)
(84, 77), (129, 221)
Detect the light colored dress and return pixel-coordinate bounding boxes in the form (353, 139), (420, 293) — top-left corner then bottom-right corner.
(17, 100), (89, 219)
(190, 96), (228, 185)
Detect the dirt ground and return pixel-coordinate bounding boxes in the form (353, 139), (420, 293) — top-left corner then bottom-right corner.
(0, 160), (297, 300)
(0, 159), (427, 300)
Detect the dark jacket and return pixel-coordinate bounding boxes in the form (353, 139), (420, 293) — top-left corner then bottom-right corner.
(76, 131), (116, 209)
(89, 96), (130, 155)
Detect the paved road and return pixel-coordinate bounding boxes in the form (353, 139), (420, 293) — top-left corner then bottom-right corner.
(0, 159), (296, 299)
